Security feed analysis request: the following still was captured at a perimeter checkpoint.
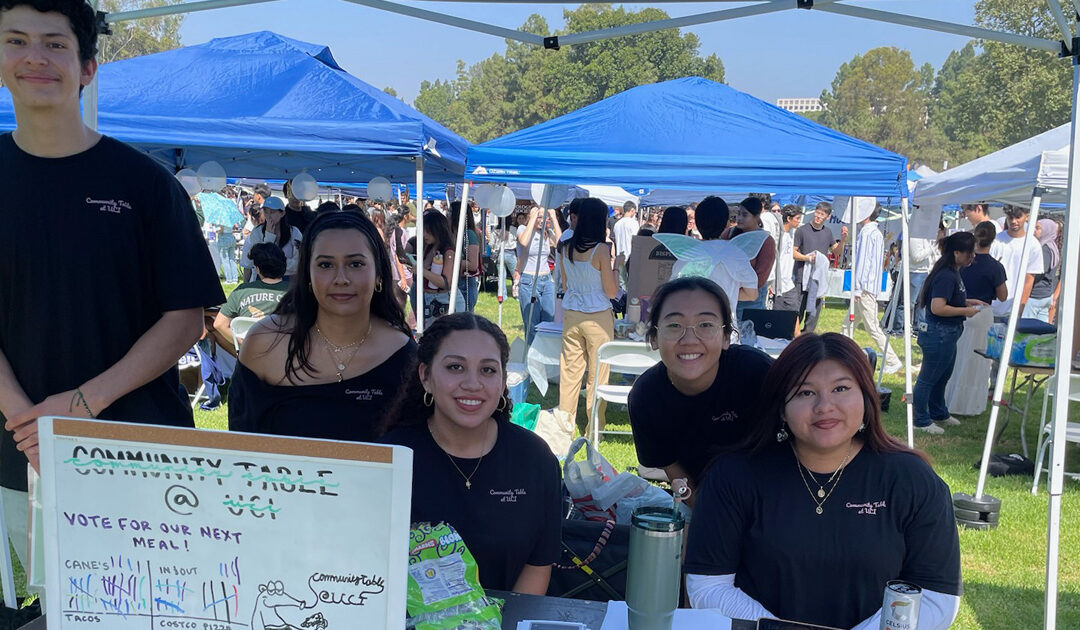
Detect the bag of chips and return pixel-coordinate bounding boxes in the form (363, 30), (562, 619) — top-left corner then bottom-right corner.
(406, 522), (502, 630)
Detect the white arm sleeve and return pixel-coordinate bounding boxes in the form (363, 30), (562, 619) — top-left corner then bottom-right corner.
(849, 588), (960, 630)
(686, 573), (773, 621)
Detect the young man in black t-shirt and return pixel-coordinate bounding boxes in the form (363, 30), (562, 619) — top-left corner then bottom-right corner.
(0, 0), (225, 568)
(792, 201), (847, 332)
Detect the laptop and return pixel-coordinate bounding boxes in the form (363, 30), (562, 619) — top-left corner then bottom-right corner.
(742, 308), (798, 340)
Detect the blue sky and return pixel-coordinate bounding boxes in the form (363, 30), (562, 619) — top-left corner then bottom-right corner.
(179, 1), (977, 106)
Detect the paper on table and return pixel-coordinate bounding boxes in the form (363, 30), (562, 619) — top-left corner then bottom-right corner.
(600, 601), (732, 630)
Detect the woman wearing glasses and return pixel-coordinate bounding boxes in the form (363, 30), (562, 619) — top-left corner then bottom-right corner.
(627, 277), (773, 503)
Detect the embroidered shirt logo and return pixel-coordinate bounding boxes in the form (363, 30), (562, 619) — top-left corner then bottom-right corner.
(489, 488), (527, 503)
(711, 411), (737, 423)
(846, 500), (886, 515)
(86, 197), (132, 214)
(345, 388), (383, 402)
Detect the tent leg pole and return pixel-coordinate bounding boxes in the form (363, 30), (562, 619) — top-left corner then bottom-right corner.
(497, 225), (506, 328)
(846, 201), (857, 339)
(414, 156), (425, 334)
(449, 183), (471, 314)
(975, 191), (1043, 500)
(900, 198), (914, 448)
(1043, 51), (1080, 630)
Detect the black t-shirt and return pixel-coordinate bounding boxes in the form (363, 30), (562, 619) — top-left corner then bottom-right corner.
(379, 422), (562, 592)
(287, 204), (316, 235)
(685, 444), (962, 629)
(793, 223), (834, 280)
(1030, 244), (1059, 300)
(628, 344), (773, 484)
(960, 253), (1006, 306)
(925, 268), (967, 325)
(228, 339), (416, 442)
(0, 134), (226, 491)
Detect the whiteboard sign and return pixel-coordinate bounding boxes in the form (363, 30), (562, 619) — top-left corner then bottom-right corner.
(38, 417), (412, 630)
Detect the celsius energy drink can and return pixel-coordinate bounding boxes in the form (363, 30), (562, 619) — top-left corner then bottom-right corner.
(881, 580), (922, 630)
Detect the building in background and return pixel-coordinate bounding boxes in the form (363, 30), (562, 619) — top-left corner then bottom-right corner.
(776, 98), (823, 113)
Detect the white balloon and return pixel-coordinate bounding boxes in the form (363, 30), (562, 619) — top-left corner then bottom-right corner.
(291, 172), (319, 202)
(196, 161), (227, 192)
(368, 176), (392, 202)
(472, 184), (496, 209)
(530, 183), (569, 208)
(492, 186), (517, 217)
(175, 168), (201, 197)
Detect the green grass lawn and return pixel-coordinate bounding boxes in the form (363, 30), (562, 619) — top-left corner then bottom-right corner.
(88, 280), (1080, 628)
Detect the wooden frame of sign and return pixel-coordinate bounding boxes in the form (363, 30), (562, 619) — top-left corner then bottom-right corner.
(37, 417), (412, 630)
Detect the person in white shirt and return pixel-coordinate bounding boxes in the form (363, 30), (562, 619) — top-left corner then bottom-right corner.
(992, 204), (1044, 319)
(772, 205), (803, 313)
(612, 200), (640, 288)
(852, 205), (903, 373)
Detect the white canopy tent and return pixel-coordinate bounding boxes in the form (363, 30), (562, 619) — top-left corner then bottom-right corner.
(913, 122), (1073, 524)
(70, 2), (1080, 628)
(916, 124), (1072, 207)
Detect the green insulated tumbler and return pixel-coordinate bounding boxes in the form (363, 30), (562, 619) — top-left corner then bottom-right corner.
(626, 507), (685, 630)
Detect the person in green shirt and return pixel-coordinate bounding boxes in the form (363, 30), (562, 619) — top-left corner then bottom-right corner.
(214, 243), (289, 355)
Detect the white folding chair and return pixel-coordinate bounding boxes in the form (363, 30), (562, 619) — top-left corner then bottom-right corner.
(229, 316), (262, 353)
(178, 345), (209, 410)
(1031, 373), (1080, 494)
(588, 340), (661, 444)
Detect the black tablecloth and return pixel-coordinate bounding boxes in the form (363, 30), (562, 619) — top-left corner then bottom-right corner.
(20, 597), (755, 629)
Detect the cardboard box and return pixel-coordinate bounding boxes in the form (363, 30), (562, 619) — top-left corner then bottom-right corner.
(626, 235), (676, 322)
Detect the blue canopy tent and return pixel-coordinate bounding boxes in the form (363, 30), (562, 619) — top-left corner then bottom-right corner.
(466, 77), (908, 197)
(0, 31), (469, 184)
(465, 76), (916, 447)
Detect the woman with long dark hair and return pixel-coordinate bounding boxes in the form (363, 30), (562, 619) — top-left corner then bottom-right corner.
(449, 201), (483, 311)
(657, 206), (689, 235)
(240, 196), (302, 280)
(913, 231), (980, 434)
(229, 212), (416, 442)
(421, 211), (466, 319)
(380, 313), (561, 594)
(555, 198), (618, 433)
(685, 333), (961, 629)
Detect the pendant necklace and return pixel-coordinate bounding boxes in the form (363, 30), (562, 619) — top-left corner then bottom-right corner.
(315, 322), (372, 382)
(430, 422), (491, 490)
(792, 440), (856, 515)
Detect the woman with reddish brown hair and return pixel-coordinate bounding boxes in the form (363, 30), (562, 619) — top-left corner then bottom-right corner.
(684, 333), (961, 630)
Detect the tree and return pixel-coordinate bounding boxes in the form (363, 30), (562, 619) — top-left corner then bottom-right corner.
(382, 86), (399, 99)
(414, 4), (724, 143)
(96, 0), (184, 64)
(930, 0), (1071, 159)
(818, 47), (948, 166)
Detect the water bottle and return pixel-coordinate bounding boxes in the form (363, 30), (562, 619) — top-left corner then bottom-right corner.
(626, 507), (684, 630)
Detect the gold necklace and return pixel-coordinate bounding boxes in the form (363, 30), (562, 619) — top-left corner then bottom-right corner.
(429, 422), (491, 490)
(315, 322), (372, 382)
(792, 441), (856, 515)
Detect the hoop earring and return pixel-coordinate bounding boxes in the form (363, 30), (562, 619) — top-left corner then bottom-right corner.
(776, 423), (790, 443)
(423, 391), (433, 407)
(496, 395), (509, 412)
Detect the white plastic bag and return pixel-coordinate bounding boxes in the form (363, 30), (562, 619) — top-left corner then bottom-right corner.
(563, 437), (618, 521)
